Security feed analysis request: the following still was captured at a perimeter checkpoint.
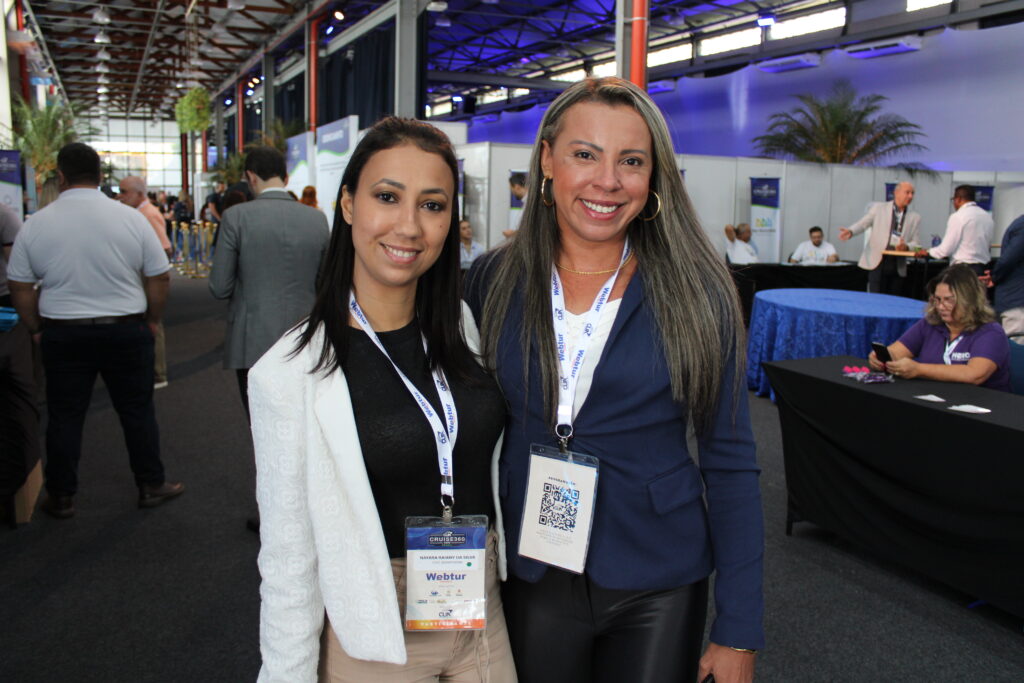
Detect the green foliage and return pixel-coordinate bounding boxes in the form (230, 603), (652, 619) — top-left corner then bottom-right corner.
(753, 80), (928, 166)
(252, 118), (307, 154)
(175, 87), (211, 133)
(8, 97), (90, 189)
(211, 152), (246, 185)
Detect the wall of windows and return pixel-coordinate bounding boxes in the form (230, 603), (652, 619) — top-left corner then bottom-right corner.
(82, 117), (183, 193)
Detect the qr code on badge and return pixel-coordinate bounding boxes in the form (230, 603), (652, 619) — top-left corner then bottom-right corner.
(538, 482), (580, 531)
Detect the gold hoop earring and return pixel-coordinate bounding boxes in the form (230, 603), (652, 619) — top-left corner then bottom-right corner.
(641, 191), (661, 222)
(541, 176), (554, 207)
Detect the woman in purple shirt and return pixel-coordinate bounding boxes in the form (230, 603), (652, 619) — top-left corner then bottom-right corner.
(870, 264), (1011, 391)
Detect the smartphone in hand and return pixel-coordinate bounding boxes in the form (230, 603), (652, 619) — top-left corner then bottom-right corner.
(871, 341), (892, 363)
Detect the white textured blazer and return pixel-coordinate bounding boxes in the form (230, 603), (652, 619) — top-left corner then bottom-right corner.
(846, 200), (922, 276)
(249, 302), (506, 682)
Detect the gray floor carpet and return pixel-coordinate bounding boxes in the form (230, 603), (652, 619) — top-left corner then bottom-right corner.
(1, 273), (1021, 682)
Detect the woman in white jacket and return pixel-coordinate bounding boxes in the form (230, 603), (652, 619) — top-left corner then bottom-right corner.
(248, 117), (516, 682)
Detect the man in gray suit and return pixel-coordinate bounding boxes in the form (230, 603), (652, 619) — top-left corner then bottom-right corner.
(209, 146), (329, 417)
(838, 181), (921, 295)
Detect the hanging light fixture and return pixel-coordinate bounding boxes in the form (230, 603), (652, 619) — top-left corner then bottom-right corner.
(94, 30), (111, 44)
(92, 7), (111, 24)
(97, 49), (112, 61)
(97, 74), (110, 84)
(96, 85), (109, 94)
(96, 62), (110, 73)
(227, 0), (246, 10)
(98, 94), (110, 102)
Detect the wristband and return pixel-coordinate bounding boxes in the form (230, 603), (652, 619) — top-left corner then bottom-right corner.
(729, 647), (757, 654)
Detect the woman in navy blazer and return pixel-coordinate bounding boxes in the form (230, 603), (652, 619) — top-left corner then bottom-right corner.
(466, 77), (764, 683)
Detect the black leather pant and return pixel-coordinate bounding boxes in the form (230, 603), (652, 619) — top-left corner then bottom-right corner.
(502, 569), (709, 683)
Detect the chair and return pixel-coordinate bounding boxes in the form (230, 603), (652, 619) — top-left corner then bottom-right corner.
(1009, 340), (1024, 395)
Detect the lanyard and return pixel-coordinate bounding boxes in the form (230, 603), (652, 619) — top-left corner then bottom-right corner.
(550, 239), (630, 450)
(943, 335), (963, 365)
(891, 205), (906, 238)
(348, 292), (458, 517)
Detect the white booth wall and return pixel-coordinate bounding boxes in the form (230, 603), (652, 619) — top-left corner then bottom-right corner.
(457, 142), (532, 249)
(679, 153), (1023, 262)
(454, 139), (1019, 263)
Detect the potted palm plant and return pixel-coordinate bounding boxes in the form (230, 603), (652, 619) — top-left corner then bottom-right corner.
(753, 79), (929, 168)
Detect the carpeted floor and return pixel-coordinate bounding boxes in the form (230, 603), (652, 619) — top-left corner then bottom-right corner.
(1, 273), (1021, 682)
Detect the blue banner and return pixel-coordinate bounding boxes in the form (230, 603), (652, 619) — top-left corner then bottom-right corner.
(0, 150), (22, 218)
(286, 133), (308, 177)
(316, 115), (359, 229)
(317, 118), (352, 157)
(750, 177), (781, 262)
(971, 185), (994, 212)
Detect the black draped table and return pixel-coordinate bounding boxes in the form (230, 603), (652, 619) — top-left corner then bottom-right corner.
(763, 355), (1024, 619)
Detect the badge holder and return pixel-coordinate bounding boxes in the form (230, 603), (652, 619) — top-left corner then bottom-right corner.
(518, 443), (599, 574)
(404, 514), (488, 631)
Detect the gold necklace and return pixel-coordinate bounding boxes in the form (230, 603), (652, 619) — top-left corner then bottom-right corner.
(556, 251), (633, 276)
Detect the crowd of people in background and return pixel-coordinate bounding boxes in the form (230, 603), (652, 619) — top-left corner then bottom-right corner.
(1, 75), (1022, 683)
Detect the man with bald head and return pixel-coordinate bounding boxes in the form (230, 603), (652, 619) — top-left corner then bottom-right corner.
(839, 181), (921, 295)
(119, 176), (171, 387)
(118, 176), (172, 259)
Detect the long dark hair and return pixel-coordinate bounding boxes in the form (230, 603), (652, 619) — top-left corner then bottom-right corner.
(295, 117), (475, 381)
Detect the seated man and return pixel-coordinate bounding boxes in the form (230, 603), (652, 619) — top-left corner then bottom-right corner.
(790, 226), (838, 265)
(724, 223), (759, 264)
(869, 265), (1010, 391)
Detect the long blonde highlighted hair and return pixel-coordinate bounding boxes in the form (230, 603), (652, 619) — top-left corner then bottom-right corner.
(474, 77), (744, 435)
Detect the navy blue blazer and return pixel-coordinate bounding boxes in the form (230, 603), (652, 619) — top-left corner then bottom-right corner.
(466, 255), (765, 649)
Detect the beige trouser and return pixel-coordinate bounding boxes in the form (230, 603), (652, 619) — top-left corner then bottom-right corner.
(1001, 307), (1024, 342)
(318, 532), (517, 683)
(153, 321), (167, 384)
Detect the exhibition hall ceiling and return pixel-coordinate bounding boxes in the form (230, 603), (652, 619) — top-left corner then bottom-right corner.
(23, 0), (982, 119)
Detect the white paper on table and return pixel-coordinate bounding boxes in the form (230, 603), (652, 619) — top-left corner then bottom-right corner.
(948, 404), (992, 414)
(914, 394), (946, 402)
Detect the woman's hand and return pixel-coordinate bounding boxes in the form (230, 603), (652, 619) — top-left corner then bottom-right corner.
(868, 350), (885, 372)
(698, 643), (756, 683)
(886, 356), (920, 379)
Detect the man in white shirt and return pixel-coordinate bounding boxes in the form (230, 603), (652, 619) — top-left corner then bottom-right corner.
(790, 226), (838, 265)
(920, 185), (993, 275)
(503, 172), (528, 239)
(7, 143), (182, 519)
(724, 223), (759, 264)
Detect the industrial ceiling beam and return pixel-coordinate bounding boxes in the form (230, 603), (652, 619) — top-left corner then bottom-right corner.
(426, 70), (569, 92)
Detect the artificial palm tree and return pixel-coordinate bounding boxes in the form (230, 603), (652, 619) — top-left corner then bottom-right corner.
(252, 117), (307, 154)
(210, 152), (247, 185)
(753, 79), (927, 166)
(9, 97), (85, 193)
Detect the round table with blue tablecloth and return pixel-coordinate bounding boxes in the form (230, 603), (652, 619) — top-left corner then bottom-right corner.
(746, 288), (924, 397)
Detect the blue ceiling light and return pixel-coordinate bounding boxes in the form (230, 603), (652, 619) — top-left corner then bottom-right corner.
(225, 98), (233, 106)
(326, 25), (335, 35)
(451, 95), (463, 102)
(756, 12), (776, 27)
(246, 88), (254, 96)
